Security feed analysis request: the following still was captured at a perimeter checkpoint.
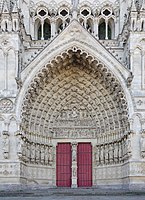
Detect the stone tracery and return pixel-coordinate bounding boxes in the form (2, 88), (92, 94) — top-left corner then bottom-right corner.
(32, 0), (118, 40)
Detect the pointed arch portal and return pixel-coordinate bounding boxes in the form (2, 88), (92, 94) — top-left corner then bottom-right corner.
(18, 45), (132, 187)
(21, 48), (129, 137)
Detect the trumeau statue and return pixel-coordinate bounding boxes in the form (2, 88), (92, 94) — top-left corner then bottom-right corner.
(71, 0), (79, 10)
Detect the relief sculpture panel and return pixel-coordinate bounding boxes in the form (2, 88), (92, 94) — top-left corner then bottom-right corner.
(51, 105), (97, 139)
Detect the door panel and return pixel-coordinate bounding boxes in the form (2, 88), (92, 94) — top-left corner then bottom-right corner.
(77, 143), (92, 187)
(56, 143), (71, 187)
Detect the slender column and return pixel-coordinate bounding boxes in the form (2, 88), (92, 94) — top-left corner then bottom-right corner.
(71, 142), (78, 188)
(51, 19), (56, 39)
(129, 50), (134, 71)
(41, 21), (44, 40)
(63, 20), (65, 29)
(84, 18), (87, 29)
(15, 51), (19, 78)
(4, 52), (8, 90)
(94, 18), (98, 39)
(141, 50), (145, 89)
(31, 18), (35, 40)
(105, 19), (108, 40)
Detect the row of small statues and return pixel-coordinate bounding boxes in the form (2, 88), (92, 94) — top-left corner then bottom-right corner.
(1, 131), (54, 166)
(94, 136), (132, 166)
(20, 141), (54, 165)
(16, 132), (54, 165)
(1, 130), (145, 163)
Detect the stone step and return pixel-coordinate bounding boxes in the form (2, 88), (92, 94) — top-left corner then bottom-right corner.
(0, 186), (145, 197)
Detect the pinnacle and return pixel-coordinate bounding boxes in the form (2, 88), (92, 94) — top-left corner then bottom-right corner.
(131, 0), (137, 12)
(0, 0), (18, 14)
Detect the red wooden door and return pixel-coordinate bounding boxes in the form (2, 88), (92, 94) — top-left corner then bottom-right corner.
(77, 143), (92, 187)
(56, 143), (71, 187)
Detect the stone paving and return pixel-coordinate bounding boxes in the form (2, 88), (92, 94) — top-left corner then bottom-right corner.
(0, 187), (145, 200)
(0, 195), (145, 200)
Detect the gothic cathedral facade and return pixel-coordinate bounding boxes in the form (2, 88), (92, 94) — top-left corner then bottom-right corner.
(0, 0), (145, 189)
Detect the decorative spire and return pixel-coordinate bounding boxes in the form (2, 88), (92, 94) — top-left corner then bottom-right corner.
(2, 0), (9, 13)
(12, 0), (18, 13)
(131, 0), (137, 12)
(141, 0), (145, 10)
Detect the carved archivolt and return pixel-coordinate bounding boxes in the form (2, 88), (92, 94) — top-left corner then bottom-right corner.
(20, 47), (129, 144)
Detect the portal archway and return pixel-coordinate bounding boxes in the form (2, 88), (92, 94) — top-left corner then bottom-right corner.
(16, 45), (133, 186)
(21, 49), (129, 139)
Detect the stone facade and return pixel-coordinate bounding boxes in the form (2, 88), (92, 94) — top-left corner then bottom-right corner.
(0, 0), (145, 188)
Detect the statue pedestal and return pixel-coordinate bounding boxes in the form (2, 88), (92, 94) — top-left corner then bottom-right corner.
(71, 178), (77, 188)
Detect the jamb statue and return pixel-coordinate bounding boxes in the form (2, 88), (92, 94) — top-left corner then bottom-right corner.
(2, 131), (9, 159)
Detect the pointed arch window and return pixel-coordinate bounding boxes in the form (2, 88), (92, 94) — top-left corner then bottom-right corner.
(37, 20), (51, 40)
(98, 19), (114, 40)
